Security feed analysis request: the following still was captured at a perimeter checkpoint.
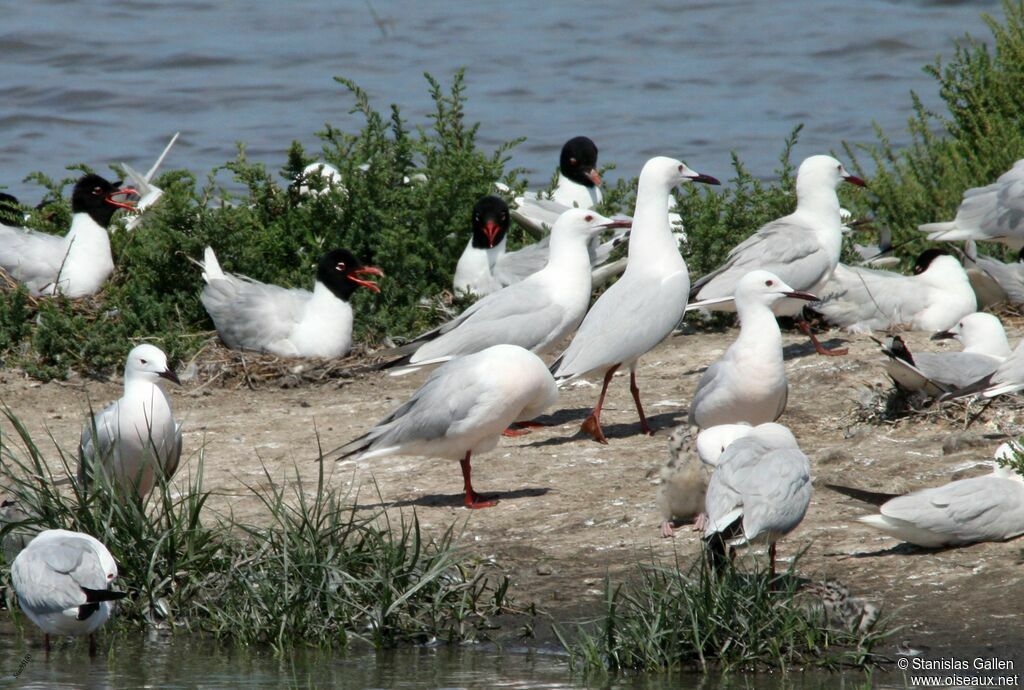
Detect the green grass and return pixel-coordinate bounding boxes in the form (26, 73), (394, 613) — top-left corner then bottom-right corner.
(555, 553), (889, 677)
(0, 408), (510, 650)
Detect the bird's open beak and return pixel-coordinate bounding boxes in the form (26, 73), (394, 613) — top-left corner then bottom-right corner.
(784, 291), (819, 301)
(586, 168), (602, 187)
(931, 330), (956, 341)
(843, 174), (867, 188)
(687, 173), (721, 186)
(482, 220), (503, 248)
(348, 266), (384, 293)
(106, 185), (139, 211)
(158, 368), (181, 386)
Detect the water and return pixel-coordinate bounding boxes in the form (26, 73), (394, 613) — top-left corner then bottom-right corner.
(0, 0), (1001, 203)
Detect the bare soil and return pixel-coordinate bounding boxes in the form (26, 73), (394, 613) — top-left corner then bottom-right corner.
(4, 323), (1024, 657)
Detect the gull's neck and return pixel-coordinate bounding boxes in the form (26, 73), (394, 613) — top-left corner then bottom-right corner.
(626, 178), (685, 274)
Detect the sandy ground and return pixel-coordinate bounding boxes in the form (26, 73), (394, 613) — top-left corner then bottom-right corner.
(3, 322), (1024, 658)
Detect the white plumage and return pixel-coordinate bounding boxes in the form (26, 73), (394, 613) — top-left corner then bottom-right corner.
(688, 270), (817, 429)
(11, 529), (126, 650)
(79, 344), (182, 499)
(339, 344), (558, 508)
(918, 159), (1024, 249)
(199, 247), (382, 359)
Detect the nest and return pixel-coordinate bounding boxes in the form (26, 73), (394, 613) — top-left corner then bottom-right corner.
(844, 380), (1024, 433)
(183, 339), (391, 391)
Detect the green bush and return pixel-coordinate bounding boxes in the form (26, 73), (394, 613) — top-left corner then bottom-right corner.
(844, 0), (1024, 259)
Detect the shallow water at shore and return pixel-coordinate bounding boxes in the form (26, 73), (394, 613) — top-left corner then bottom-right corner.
(0, 0), (1001, 201)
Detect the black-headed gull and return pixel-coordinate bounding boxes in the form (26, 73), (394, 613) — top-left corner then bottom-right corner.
(702, 422), (812, 575)
(0, 174), (137, 297)
(658, 427), (708, 538)
(880, 312), (1011, 396)
(338, 344), (558, 509)
(551, 157), (720, 444)
(918, 159), (1024, 250)
(504, 136), (603, 230)
(453, 196), (628, 297)
(690, 155), (865, 355)
(199, 247), (382, 359)
(384, 209), (627, 374)
(688, 270), (817, 429)
(839, 443), (1024, 548)
(11, 529), (127, 655)
(79, 344), (182, 499)
(811, 249), (976, 334)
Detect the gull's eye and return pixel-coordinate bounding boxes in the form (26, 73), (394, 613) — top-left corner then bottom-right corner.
(474, 215), (480, 222)
(569, 157), (578, 165)
(92, 187), (103, 195)
(765, 279), (774, 287)
(335, 262), (346, 272)
(677, 165), (684, 173)
(140, 359), (148, 365)
(584, 214), (594, 222)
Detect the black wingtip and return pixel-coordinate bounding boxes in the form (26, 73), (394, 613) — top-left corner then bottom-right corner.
(824, 483), (901, 506)
(81, 586), (129, 603)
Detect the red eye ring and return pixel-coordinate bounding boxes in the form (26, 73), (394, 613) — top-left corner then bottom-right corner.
(584, 214), (594, 222)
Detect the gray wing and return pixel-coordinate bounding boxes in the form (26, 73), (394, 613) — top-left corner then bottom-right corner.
(201, 274), (310, 351)
(881, 476), (1024, 543)
(78, 401), (119, 486)
(164, 422), (183, 480)
(974, 255), (1024, 305)
(688, 361), (726, 426)
(692, 215), (833, 299)
(13, 538), (105, 612)
(412, 280), (570, 362)
(884, 357), (950, 397)
(493, 237), (551, 285)
(554, 270), (689, 380)
(911, 352), (1002, 389)
(340, 356), (490, 456)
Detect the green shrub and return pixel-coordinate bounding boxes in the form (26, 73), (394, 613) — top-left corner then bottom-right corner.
(0, 408), (510, 650)
(556, 554), (888, 676)
(844, 0), (1024, 260)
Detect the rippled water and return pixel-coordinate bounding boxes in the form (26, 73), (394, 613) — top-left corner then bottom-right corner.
(0, 0), (1001, 202)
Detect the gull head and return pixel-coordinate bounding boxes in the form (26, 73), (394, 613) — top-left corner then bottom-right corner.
(911, 248), (955, 276)
(551, 208), (629, 242)
(639, 157), (720, 192)
(695, 423), (753, 466)
(72, 174), (138, 228)
(797, 155), (866, 190)
(125, 344), (179, 386)
(470, 195), (510, 249)
(560, 136), (602, 188)
(931, 312), (1006, 351)
(734, 269), (819, 308)
(318, 249), (384, 300)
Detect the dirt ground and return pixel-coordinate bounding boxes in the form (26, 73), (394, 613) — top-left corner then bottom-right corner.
(3, 321), (1024, 658)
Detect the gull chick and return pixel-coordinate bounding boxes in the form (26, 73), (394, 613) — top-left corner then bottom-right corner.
(657, 427), (709, 538)
(79, 344), (182, 499)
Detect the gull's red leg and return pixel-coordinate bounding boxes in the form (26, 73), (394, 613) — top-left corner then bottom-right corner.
(629, 369), (652, 434)
(797, 319), (847, 356)
(580, 365), (619, 444)
(460, 452), (497, 509)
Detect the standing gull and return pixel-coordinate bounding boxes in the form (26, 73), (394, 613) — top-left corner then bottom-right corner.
(0, 174), (137, 297)
(338, 344), (558, 509)
(199, 247), (382, 359)
(551, 156), (720, 443)
(702, 423), (812, 575)
(79, 344), (182, 499)
(11, 529), (127, 655)
(688, 270), (817, 429)
(690, 155), (865, 355)
(383, 209), (627, 374)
